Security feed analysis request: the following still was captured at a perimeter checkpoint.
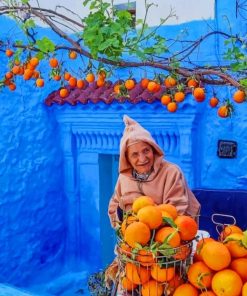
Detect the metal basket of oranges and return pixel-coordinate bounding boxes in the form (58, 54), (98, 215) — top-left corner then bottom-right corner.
(112, 199), (198, 296)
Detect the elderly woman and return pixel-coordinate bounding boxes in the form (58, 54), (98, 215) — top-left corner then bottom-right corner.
(108, 115), (200, 227)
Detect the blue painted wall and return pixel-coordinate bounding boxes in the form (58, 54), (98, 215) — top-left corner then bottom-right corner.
(0, 17), (68, 287)
(0, 0), (246, 291)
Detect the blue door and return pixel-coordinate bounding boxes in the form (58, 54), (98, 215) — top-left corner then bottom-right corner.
(99, 154), (119, 267)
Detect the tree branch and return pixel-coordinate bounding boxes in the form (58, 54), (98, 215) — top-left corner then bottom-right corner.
(0, 3), (243, 88)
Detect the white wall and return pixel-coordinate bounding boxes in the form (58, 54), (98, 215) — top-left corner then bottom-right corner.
(28, 0), (215, 27)
(137, 0), (215, 26)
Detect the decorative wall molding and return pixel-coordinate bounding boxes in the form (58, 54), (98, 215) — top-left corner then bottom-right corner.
(54, 101), (200, 266)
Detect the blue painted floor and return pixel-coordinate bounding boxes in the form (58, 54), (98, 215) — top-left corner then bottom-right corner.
(0, 272), (91, 296)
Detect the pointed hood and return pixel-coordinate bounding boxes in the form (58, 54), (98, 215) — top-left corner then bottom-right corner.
(119, 115), (164, 176)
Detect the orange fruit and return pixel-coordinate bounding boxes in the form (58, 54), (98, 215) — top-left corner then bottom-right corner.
(97, 70), (106, 80)
(4, 78), (11, 86)
(68, 77), (77, 88)
(199, 291), (216, 296)
(64, 72), (71, 81)
(187, 261), (213, 289)
(23, 69), (33, 80)
(164, 76), (177, 88)
(136, 249), (155, 267)
(5, 49), (14, 57)
(147, 81), (157, 92)
(36, 78), (44, 87)
(12, 65), (20, 75)
(113, 83), (121, 94)
(161, 94), (172, 106)
(174, 215), (198, 241)
(121, 215), (138, 235)
(242, 282), (247, 296)
(32, 70), (40, 79)
(125, 79), (135, 90)
(230, 257), (247, 282)
(233, 90), (245, 103)
(132, 196), (155, 214)
(29, 57), (39, 67)
(59, 88), (69, 98)
(96, 78), (105, 87)
(212, 269), (243, 296)
(173, 244), (191, 260)
(174, 91), (185, 102)
(124, 221), (151, 248)
(118, 242), (132, 257)
(155, 226), (181, 248)
(86, 73), (95, 83)
(224, 232), (247, 258)
(125, 262), (150, 285)
(166, 274), (184, 295)
(154, 83), (161, 92)
(193, 87), (205, 102)
(8, 83), (16, 91)
(217, 105), (229, 118)
(26, 62), (36, 70)
(53, 74), (61, 81)
(209, 97), (219, 108)
(18, 66), (24, 75)
(49, 57), (59, 68)
(157, 204), (178, 220)
(121, 276), (137, 291)
(219, 225), (242, 240)
(187, 78), (198, 88)
(167, 101), (178, 112)
(76, 79), (85, 89)
(69, 50), (77, 59)
(159, 210), (173, 223)
(5, 72), (13, 80)
(141, 280), (164, 296)
(141, 78), (149, 89)
(173, 283), (199, 296)
(201, 241), (231, 271)
(194, 237), (215, 262)
(150, 264), (175, 282)
(137, 205), (163, 229)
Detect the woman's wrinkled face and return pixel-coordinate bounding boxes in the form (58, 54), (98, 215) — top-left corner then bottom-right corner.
(126, 141), (154, 174)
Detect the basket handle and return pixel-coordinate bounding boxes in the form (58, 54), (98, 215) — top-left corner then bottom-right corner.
(211, 213), (236, 236)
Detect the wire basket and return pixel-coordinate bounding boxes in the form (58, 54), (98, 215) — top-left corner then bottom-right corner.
(114, 237), (194, 296)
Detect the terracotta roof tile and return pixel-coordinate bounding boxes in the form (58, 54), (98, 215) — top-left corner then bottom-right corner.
(45, 80), (162, 106)
(44, 80), (192, 106)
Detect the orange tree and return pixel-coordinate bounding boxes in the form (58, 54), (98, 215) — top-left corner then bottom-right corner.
(0, 0), (247, 116)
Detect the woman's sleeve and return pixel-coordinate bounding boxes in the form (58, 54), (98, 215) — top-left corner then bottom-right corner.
(163, 165), (189, 215)
(108, 178), (121, 228)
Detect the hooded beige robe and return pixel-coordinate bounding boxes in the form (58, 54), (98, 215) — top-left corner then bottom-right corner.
(108, 115), (200, 228)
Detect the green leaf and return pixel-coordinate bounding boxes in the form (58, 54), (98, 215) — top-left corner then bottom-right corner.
(163, 217), (178, 229)
(22, 19), (35, 29)
(36, 51), (45, 60)
(242, 230), (247, 248)
(15, 40), (23, 46)
(240, 78), (247, 87)
(36, 37), (56, 54)
(83, 0), (91, 6)
(21, 0), (29, 4)
(158, 248), (175, 257)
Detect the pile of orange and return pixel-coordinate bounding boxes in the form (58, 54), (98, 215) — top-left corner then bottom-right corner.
(116, 195), (247, 295)
(116, 195), (199, 296)
(191, 224), (247, 296)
